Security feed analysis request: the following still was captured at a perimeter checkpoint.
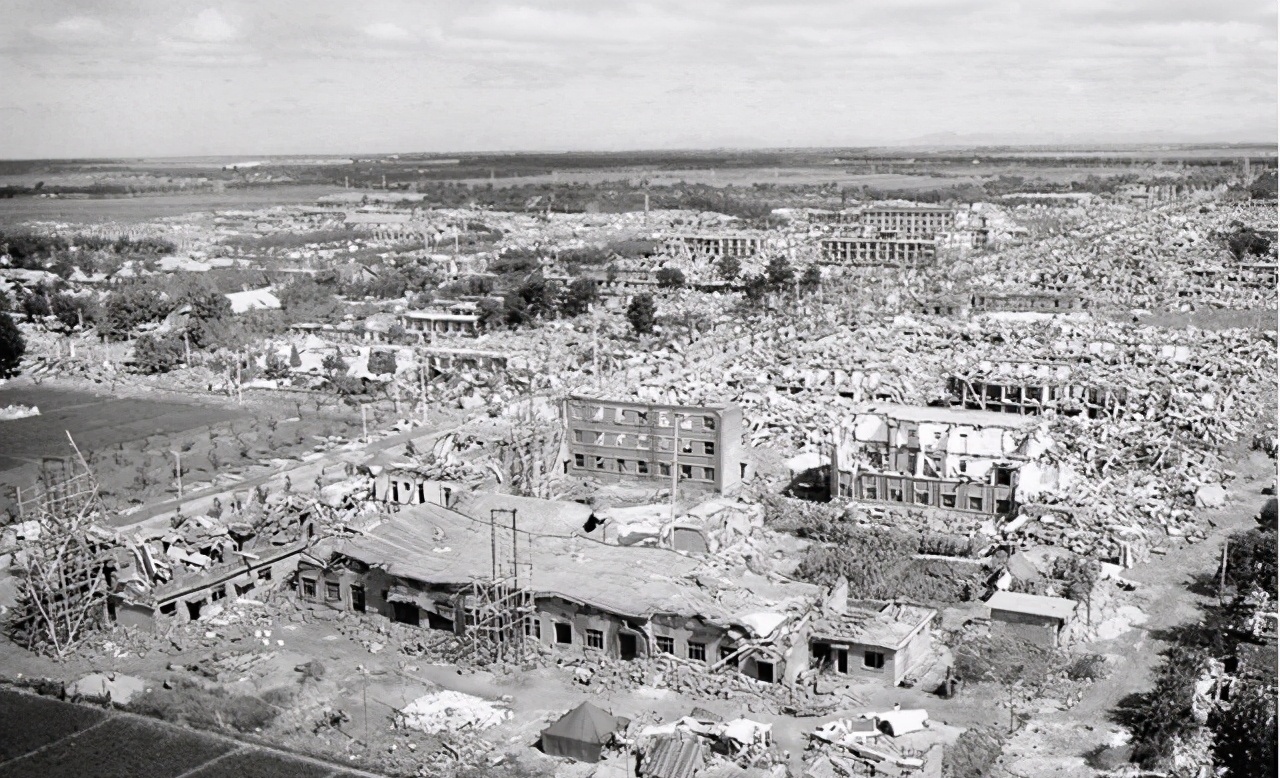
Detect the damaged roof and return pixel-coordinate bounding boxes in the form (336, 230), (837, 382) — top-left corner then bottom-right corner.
(332, 502), (817, 629)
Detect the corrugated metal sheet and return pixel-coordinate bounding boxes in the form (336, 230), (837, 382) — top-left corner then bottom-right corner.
(641, 736), (705, 778)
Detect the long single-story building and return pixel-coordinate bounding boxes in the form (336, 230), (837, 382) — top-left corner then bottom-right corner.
(298, 500), (818, 685)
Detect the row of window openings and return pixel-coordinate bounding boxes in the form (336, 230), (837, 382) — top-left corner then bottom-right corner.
(573, 430), (715, 455)
(568, 407), (717, 431)
(530, 620), (715, 662)
(865, 452), (1015, 486)
(300, 578), (367, 612)
(573, 454), (715, 481)
(158, 566), (274, 616)
(857, 482), (1012, 513)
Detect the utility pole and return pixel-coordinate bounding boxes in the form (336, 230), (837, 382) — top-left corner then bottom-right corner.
(173, 451), (182, 498)
(1219, 539), (1230, 604)
(670, 413), (685, 521)
(361, 404), (369, 444)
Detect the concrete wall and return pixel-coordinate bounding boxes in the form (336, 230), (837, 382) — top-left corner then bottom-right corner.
(990, 609), (1062, 648)
(147, 547), (305, 627)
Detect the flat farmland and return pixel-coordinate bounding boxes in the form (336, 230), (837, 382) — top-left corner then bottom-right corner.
(0, 185), (342, 224)
(0, 689), (109, 762)
(0, 690), (373, 778)
(0, 387), (246, 475)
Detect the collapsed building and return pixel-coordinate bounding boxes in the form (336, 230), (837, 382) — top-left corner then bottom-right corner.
(828, 404), (1065, 517)
(944, 362), (1134, 418)
(664, 235), (765, 261)
(819, 237), (937, 268)
(561, 396), (746, 494)
(298, 498), (819, 685)
(809, 585), (936, 686)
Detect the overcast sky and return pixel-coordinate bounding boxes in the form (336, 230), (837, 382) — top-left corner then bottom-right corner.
(1, 0), (1275, 158)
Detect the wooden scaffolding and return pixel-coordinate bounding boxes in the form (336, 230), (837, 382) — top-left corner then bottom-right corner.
(456, 508), (533, 666)
(8, 444), (113, 658)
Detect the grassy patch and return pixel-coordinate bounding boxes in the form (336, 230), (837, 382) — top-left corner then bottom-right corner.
(0, 688), (109, 762)
(2, 717), (233, 778)
(182, 748), (335, 778)
(126, 679), (278, 734)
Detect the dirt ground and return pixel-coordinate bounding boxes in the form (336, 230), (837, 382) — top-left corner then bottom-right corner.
(993, 449), (1277, 777)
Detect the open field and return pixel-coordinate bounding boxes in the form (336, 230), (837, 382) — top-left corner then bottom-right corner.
(0, 690), (373, 778)
(0, 185), (344, 224)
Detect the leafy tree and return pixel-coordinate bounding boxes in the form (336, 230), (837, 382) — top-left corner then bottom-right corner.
(1211, 678), (1277, 777)
(1249, 170), (1278, 201)
(102, 286), (167, 341)
(263, 351), (290, 381)
(288, 344), (302, 368)
(560, 277), (597, 318)
(20, 290), (51, 321)
(368, 350), (397, 375)
(278, 277), (340, 323)
(800, 265), (822, 291)
(655, 266), (686, 289)
(1224, 528), (1277, 598)
(765, 255), (795, 289)
(0, 312), (25, 377)
(742, 274), (770, 303)
(626, 293), (656, 336)
(321, 352), (347, 375)
(178, 288), (232, 349)
(49, 292), (95, 331)
(1117, 647), (1207, 767)
(133, 333), (185, 374)
(477, 297), (504, 330)
(716, 254), (741, 281)
(1225, 223), (1273, 261)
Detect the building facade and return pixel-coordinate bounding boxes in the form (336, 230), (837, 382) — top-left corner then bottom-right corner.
(562, 396), (745, 494)
(820, 238), (937, 267)
(856, 206), (955, 238)
(665, 235), (764, 260)
(829, 404), (1059, 517)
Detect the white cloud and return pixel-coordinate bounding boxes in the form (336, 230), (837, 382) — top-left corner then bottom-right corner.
(364, 22), (413, 42)
(32, 16), (114, 44)
(177, 8), (239, 43)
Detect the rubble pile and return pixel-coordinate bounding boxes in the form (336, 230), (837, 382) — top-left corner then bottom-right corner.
(959, 200), (1277, 310)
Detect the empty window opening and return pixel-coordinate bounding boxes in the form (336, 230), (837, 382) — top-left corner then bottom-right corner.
(301, 578), (317, 598)
(864, 651), (886, 670)
(554, 622), (573, 644)
(325, 582), (341, 602)
(656, 636), (675, 654)
(687, 642), (707, 662)
(586, 629), (604, 650)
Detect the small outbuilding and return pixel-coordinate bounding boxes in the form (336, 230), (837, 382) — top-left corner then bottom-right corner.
(540, 701), (629, 763)
(985, 591), (1077, 647)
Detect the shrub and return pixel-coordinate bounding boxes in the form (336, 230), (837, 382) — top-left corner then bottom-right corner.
(560, 277), (598, 317)
(627, 293), (656, 335)
(0, 313), (25, 377)
(655, 266), (685, 288)
(368, 350), (397, 375)
(127, 680), (277, 733)
(133, 333), (185, 374)
(943, 727), (1004, 778)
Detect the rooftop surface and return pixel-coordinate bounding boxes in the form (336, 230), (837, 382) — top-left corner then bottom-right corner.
(985, 591), (1077, 621)
(333, 502), (817, 628)
(810, 603), (936, 650)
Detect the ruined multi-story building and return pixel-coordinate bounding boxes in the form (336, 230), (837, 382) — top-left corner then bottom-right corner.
(561, 396), (744, 494)
(829, 404), (1064, 517)
(665, 235), (764, 260)
(946, 362), (1131, 418)
(856, 205), (955, 238)
(819, 237), (937, 268)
